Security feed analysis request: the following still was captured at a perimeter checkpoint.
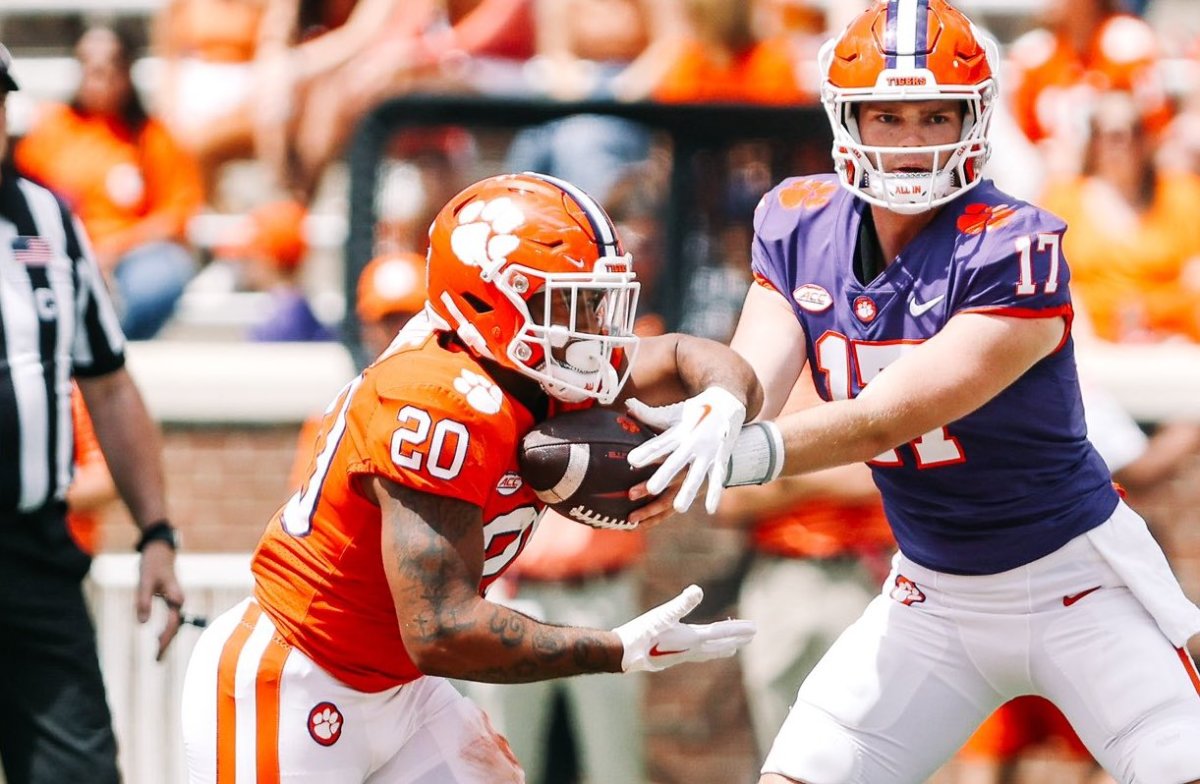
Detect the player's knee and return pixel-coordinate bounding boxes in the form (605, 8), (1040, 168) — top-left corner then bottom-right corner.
(760, 703), (859, 784)
(1125, 720), (1200, 784)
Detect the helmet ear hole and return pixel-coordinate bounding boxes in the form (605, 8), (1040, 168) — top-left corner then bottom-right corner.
(461, 292), (493, 314)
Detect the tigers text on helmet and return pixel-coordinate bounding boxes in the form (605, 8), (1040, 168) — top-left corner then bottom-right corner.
(818, 0), (1000, 214)
(426, 172), (640, 405)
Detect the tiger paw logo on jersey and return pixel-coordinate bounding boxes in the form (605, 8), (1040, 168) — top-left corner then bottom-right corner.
(890, 575), (926, 606)
(450, 196), (527, 276)
(956, 203), (1017, 235)
(307, 702), (343, 746)
(778, 178), (838, 211)
(454, 369), (503, 414)
(854, 296), (878, 323)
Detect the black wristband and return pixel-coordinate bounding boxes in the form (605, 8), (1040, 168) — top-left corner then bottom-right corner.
(136, 520), (179, 552)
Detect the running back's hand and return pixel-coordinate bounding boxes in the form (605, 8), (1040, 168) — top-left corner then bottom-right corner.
(613, 585), (757, 673)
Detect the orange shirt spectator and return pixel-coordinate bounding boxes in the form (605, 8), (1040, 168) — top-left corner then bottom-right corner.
(653, 37), (806, 105)
(16, 103), (202, 263)
(1008, 1), (1171, 148)
(16, 27), (203, 340)
(1043, 170), (1200, 341)
(66, 385), (117, 556)
(1039, 91), (1200, 342)
(651, 0), (807, 105)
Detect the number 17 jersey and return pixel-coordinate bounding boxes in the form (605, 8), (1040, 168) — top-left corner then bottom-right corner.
(751, 175), (1118, 575)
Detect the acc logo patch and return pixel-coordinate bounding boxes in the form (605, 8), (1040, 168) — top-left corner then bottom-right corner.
(853, 296), (878, 324)
(793, 283), (833, 313)
(307, 702), (343, 746)
(890, 575), (926, 606)
(777, 178), (838, 211)
(496, 471), (523, 496)
(455, 369), (503, 415)
(956, 203), (1017, 235)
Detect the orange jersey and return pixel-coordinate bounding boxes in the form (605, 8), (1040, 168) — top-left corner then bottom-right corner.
(751, 497), (893, 561)
(163, 0), (264, 63)
(1040, 171), (1200, 341)
(67, 385), (106, 555)
(253, 322), (560, 692)
(653, 37), (808, 106)
(1008, 16), (1172, 144)
(14, 106), (203, 260)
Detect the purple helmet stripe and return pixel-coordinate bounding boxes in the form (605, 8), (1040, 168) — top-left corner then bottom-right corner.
(885, 0), (899, 69)
(914, 0), (930, 68)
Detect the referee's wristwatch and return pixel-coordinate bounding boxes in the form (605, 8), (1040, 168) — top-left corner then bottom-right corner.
(136, 520), (180, 553)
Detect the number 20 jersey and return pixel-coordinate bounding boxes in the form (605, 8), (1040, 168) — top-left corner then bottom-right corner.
(252, 316), (550, 692)
(752, 175), (1118, 575)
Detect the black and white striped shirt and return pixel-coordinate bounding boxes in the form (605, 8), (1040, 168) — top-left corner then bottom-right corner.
(0, 166), (125, 514)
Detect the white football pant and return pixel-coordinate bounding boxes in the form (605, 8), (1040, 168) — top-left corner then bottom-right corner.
(181, 598), (524, 783)
(763, 502), (1200, 784)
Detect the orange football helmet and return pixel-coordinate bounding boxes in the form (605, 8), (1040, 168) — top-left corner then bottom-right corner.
(357, 251), (427, 323)
(426, 173), (640, 404)
(818, 0), (1000, 213)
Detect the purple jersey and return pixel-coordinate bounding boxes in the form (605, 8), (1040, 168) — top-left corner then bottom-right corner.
(752, 174), (1118, 575)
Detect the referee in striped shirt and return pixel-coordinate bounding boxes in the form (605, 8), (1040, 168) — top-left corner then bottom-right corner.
(0, 47), (184, 784)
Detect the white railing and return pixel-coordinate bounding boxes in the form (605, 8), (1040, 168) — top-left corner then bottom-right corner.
(89, 553), (254, 784)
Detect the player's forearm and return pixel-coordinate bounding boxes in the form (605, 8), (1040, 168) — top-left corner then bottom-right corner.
(775, 399), (899, 478)
(677, 335), (764, 419)
(403, 598), (623, 683)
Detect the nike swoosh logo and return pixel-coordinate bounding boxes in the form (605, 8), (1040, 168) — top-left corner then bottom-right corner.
(695, 404), (712, 425)
(649, 644), (688, 657)
(1062, 586), (1102, 607)
(908, 294), (945, 317)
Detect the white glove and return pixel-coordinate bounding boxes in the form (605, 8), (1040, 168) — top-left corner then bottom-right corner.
(612, 584), (757, 673)
(626, 387), (747, 514)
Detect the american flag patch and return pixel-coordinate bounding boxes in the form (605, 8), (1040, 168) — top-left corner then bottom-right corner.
(12, 236), (53, 266)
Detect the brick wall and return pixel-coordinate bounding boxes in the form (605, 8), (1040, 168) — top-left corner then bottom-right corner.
(98, 423), (301, 552)
(96, 423), (1200, 784)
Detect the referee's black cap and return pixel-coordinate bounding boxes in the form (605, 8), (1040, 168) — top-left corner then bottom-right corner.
(0, 44), (19, 92)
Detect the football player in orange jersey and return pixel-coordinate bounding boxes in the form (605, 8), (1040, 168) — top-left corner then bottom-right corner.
(180, 172), (761, 783)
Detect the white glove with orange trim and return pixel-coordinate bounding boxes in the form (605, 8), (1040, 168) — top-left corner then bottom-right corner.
(612, 584), (757, 673)
(626, 386), (747, 514)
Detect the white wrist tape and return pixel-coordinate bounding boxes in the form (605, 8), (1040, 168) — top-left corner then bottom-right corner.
(724, 421), (785, 487)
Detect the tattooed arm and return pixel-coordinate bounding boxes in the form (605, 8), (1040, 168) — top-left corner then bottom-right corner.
(373, 475), (624, 683)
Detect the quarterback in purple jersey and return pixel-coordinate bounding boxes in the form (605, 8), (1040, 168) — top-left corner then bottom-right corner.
(625, 1), (1200, 782)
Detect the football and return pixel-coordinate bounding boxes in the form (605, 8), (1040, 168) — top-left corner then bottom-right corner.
(518, 407), (657, 530)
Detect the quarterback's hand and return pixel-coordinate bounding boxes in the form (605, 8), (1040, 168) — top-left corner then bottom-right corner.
(626, 387), (747, 514)
(612, 585), (757, 673)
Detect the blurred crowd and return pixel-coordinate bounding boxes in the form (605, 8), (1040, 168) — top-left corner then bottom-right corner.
(3, 0), (1199, 349)
(5, 0), (1200, 782)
